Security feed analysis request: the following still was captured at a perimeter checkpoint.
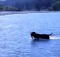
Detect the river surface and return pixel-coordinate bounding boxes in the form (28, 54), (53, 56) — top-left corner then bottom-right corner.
(0, 12), (60, 57)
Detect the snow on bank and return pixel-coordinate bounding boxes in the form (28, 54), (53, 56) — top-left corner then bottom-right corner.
(0, 11), (60, 15)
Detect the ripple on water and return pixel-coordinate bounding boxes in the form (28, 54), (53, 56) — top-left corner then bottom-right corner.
(50, 36), (60, 39)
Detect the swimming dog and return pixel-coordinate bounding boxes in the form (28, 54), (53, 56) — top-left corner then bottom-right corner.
(30, 32), (53, 39)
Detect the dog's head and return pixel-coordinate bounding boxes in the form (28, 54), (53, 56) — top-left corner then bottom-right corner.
(30, 32), (36, 36)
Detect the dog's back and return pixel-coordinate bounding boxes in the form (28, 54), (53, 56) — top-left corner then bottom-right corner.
(39, 34), (49, 39)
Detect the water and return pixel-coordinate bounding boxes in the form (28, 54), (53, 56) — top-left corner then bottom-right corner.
(0, 12), (60, 57)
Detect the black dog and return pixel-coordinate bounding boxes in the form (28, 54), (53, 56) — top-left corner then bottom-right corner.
(30, 32), (53, 39)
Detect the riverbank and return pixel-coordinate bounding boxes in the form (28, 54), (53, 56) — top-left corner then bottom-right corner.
(0, 11), (60, 15)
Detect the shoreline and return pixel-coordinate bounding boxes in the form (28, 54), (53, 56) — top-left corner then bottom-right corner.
(0, 11), (60, 15)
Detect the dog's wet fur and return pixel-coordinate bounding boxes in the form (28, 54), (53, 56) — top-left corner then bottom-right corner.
(30, 32), (53, 39)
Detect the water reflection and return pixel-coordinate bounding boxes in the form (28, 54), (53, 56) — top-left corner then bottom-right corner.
(31, 39), (50, 47)
(31, 39), (50, 42)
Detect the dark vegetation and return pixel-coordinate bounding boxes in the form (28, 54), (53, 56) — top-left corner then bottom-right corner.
(0, 5), (19, 11)
(0, 0), (60, 11)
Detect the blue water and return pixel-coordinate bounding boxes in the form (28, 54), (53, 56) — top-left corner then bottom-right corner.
(0, 12), (60, 57)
